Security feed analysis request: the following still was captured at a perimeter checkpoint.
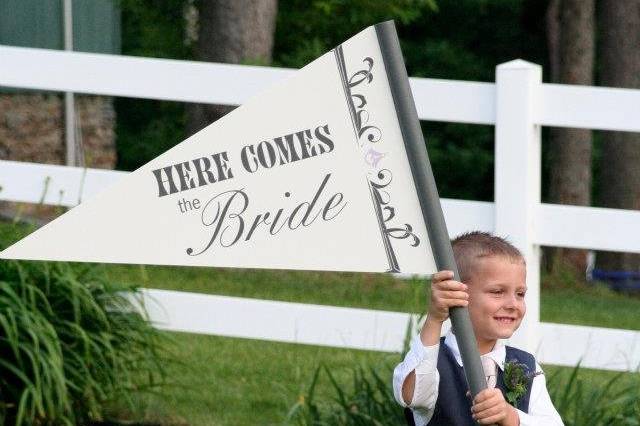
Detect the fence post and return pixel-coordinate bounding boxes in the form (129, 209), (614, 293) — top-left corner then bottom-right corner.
(494, 60), (542, 353)
(63, 0), (77, 167)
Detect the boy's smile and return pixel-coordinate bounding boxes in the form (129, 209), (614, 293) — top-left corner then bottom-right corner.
(465, 255), (527, 354)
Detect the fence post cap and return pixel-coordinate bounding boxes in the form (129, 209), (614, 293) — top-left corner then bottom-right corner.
(496, 59), (541, 70)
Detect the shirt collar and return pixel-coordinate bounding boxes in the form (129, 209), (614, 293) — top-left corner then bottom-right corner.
(444, 330), (506, 371)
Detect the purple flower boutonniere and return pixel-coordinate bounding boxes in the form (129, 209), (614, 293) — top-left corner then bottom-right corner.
(502, 360), (543, 407)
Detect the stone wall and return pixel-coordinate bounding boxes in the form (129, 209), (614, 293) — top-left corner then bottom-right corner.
(0, 93), (116, 223)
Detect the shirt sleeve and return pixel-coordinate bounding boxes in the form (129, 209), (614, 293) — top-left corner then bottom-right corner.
(516, 362), (564, 426)
(392, 334), (440, 425)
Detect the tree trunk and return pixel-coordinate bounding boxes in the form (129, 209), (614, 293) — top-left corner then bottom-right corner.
(546, 0), (560, 82)
(596, 0), (640, 271)
(545, 0), (595, 275)
(185, 0), (278, 137)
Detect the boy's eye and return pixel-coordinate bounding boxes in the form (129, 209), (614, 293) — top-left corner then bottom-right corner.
(490, 289), (502, 294)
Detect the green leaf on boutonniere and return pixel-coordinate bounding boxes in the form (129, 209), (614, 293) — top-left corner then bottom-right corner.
(503, 360), (543, 407)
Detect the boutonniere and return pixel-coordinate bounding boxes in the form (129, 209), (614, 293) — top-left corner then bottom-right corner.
(502, 360), (543, 407)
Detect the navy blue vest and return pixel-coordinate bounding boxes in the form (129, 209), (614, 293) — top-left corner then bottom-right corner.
(405, 338), (536, 426)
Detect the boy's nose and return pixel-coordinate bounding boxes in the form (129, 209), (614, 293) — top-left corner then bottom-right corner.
(503, 294), (518, 309)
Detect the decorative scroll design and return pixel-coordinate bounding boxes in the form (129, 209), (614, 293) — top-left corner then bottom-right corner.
(335, 44), (421, 273)
(368, 170), (421, 272)
(334, 46), (381, 145)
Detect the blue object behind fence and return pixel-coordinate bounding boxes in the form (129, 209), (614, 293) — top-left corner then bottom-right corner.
(590, 269), (640, 292)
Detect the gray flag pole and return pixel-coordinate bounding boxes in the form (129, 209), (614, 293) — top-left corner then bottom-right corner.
(375, 21), (488, 399)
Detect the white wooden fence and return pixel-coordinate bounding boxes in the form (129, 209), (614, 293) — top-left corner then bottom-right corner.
(1, 45), (639, 372)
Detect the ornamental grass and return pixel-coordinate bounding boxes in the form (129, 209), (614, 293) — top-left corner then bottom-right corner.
(289, 360), (640, 426)
(0, 224), (170, 425)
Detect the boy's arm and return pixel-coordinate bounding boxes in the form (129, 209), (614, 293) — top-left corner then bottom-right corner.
(398, 315), (445, 404)
(392, 330), (440, 426)
(514, 363), (564, 426)
(392, 331), (440, 406)
(392, 271), (469, 422)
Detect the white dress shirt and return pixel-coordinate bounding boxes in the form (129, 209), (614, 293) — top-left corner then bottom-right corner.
(392, 332), (564, 425)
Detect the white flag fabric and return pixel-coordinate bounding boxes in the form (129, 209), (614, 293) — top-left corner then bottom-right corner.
(1, 24), (438, 274)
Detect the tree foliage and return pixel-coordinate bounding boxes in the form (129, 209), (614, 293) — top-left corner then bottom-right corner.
(115, 0), (192, 172)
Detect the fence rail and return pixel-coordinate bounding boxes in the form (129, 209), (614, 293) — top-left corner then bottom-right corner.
(138, 289), (640, 373)
(2, 45), (639, 372)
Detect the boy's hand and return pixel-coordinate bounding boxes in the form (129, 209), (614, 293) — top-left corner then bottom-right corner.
(427, 270), (469, 323)
(471, 389), (519, 425)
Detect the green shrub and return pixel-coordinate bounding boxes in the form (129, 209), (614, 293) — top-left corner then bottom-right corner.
(548, 364), (640, 426)
(287, 362), (404, 425)
(290, 361), (640, 426)
(0, 225), (170, 425)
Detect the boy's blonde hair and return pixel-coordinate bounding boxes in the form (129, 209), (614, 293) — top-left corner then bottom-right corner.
(451, 231), (524, 283)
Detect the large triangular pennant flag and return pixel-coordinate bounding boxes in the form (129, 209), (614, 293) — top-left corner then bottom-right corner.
(1, 21), (443, 275)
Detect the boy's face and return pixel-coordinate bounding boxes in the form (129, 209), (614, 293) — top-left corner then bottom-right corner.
(466, 255), (527, 347)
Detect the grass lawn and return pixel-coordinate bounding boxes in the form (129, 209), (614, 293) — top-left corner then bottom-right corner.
(99, 263), (640, 425)
(540, 283), (640, 330)
(107, 333), (398, 425)
(108, 332), (639, 426)
(103, 264), (427, 313)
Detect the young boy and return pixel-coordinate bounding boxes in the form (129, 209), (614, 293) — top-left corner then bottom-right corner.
(393, 231), (563, 425)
